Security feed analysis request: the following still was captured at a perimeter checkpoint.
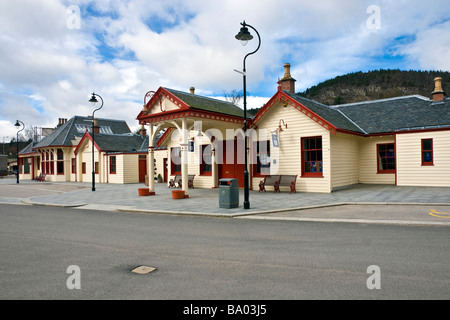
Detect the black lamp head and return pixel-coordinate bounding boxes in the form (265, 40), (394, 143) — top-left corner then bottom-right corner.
(89, 93), (98, 104)
(235, 22), (253, 46)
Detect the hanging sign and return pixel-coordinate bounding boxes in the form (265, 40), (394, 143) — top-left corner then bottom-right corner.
(188, 140), (194, 152)
(271, 132), (279, 147)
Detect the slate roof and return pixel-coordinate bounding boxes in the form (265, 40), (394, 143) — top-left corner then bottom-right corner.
(33, 116), (131, 148)
(333, 95), (450, 134)
(18, 141), (38, 155)
(283, 91), (366, 134)
(281, 91), (450, 135)
(93, 134), (148, 153)
(164, 88), (245, 118)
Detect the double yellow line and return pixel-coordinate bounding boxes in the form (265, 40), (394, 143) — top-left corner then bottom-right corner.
(429, 209), (450, 218)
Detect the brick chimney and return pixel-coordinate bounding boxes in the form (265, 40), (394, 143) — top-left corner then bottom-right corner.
(278, 63), (296, 94)
(432, 77), (445, 102)
(139, 124), (147, 137)
(57, 118), (68, 127)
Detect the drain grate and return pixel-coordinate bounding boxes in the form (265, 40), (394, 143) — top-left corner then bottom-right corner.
(131, 265), (156, 274)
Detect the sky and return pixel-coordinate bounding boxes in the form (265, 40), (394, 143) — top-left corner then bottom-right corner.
(1, 0), (450, 141)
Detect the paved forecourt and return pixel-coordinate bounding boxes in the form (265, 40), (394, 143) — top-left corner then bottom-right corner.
(1, 176), (450, 225)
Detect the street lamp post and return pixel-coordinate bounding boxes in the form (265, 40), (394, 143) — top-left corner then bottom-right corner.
(14, 120), (25, 184)
(88, 92), (103, 191)
(235, 21), (261, 210)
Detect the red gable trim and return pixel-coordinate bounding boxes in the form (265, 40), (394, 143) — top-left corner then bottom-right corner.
(139, 108), (245, 125)
(137, 87), (190, 122)
(252, 91), (338, 134)
(74, 131), (101, 155)
(137, 87), (245, 126)
(156, 127), (175, 148)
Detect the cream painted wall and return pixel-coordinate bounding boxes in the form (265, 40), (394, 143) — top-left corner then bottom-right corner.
(252, 102), (332, 193)
(358, 135), (395, 185)
(397, 130), (450, 187)
(123, 154), (139, 184)
(330, 133), (360, 189)
(77, 139), (101, 184)
(153, 148), (168, 184)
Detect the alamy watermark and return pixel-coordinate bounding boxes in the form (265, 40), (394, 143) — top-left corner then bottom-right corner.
(366, 265), (381, 289)
(67, 5), (81, 30)
(366, 5), (381, 30)
(66, 265), (81, 289)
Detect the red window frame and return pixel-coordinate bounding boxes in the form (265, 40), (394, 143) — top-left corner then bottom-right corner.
(95, 161), (99, 174)
(42, 150), (54, 175)
(200, 144), (212, 176)
(71, 158), (76, 174)
(377, 143), (396, 173)
(421, 139), (433, 166)
(23, 157), (30, 174)
(171, 147), (181, 175)
(301, 136), (323, 177)
(18, 158), (23, 174)
(41, 153), (45, 174)
(109, 156), (116, 174)
(50, 151), (54, 175)
(252, 140), (270, 177)
(56, 148), (64, 175)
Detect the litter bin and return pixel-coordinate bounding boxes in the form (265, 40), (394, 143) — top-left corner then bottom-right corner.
(219, 178), (239, 208)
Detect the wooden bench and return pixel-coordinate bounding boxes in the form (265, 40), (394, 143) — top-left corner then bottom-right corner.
(274, 175), (298, 194)
(169, 174), (195, 188)
(168, 175), (181, 188)
(258, 175), (281, 192)
(179, 174), (195, 189)
(35, 173), (46, 182)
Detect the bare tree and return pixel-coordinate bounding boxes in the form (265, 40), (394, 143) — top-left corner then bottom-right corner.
(24, 126), (34, 141)
(223, 90), (242, 106)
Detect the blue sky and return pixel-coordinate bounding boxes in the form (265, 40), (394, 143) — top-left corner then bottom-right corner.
(1, 0), (450, 139)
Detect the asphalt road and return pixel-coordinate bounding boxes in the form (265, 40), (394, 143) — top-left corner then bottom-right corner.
(0, 204), (449, 302)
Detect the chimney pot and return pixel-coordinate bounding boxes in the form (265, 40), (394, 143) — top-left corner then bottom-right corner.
(190, 87), (195, 94)
(283, 63), (292, 79)
(432, 77), (445, 102)
(278, 63), (296, 94)
(139, 124), (147, 137)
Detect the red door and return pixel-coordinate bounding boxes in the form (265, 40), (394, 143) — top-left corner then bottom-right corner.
(218, 140), (245, 188)
(138, 157), (147, 183)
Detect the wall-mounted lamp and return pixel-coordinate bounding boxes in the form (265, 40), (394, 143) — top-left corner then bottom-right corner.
(278, 119), (287, 132)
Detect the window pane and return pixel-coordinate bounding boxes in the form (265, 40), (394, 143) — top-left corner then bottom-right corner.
(316, 138), (322, 150)
(377, 144), (395, 172)
(305, 162), (311, 173)
(423, 151), (433, 163)
(302, 137), (323, 176)
(422, 139), (432, 150)
(57, 161), (64, 174)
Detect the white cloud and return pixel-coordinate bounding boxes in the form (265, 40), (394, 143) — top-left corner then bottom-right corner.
(399, 20), (450, 70)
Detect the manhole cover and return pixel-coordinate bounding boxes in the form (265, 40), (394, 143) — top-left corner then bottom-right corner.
(131, 265), (156, 274)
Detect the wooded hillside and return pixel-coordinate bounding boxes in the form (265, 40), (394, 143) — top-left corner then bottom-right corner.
(297, 69), (450, 105)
